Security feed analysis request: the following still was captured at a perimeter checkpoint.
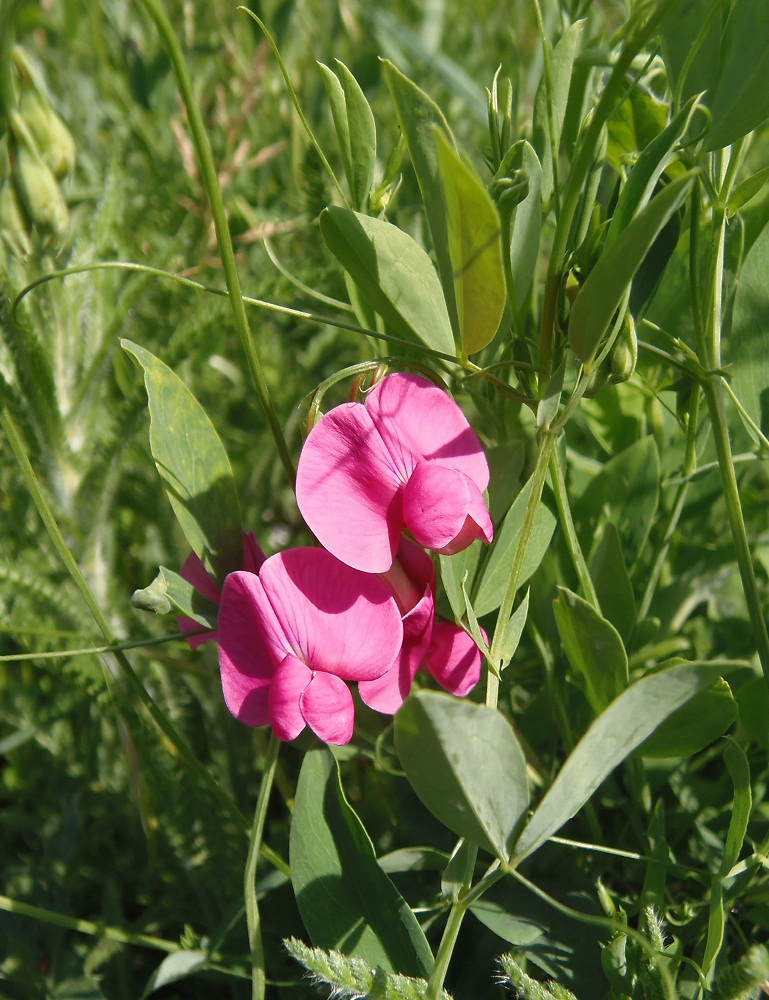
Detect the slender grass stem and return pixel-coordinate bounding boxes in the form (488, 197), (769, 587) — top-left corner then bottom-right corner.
(549, 444), (599, 608)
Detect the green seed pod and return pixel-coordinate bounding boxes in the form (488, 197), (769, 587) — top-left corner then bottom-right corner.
(13, 144), (69, 246)
(0, 179), (33, 256)
(19, 87), (76, 180)
(610, 312), (638, 384)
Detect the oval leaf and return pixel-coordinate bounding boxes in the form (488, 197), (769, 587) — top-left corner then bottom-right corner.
(121, 340), (242, 581)
(395, 692), (529, 860)
(435, 129), (505, 357)
(640, 678), (737, 758)
(320, 207), (455, 356)
(513, 660), (742, 862)
(289, 748), (433, 978)
(569, 172), (696, 364)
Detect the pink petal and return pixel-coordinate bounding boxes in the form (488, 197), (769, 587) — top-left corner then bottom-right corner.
(424, 622), (484, 696)
(242, 532), (267, 574)
(301, 672), (355, 745)
(217, 571), (283, 727)
(296, 403), (403, 572)
(178, 617), (216, 649)
(179, 551), (221, 603)
(402, 462), (493, 553)
(269, 655), (312, 741)
(359, 582), (434, 714)
(258, 548), (403, 682)
(366, 374), (490, 493)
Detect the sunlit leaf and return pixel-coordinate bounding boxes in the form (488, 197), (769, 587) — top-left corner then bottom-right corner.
(731, 217), (769, 435)
(319, 61), (376, 211)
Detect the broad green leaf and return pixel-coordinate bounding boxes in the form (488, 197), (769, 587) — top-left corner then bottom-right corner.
(512, 660), (742, 862)
(532, 21), (584, 204)
(569, 172), (696, 364)
(640, 678), (737, 758)
(319, 61), (376, 211)
(658, 0), (726, 104)
(131, 566), (218, 629)
(705, 0), (769, 150)
(731, 217), (769, 435)
(507, 142), (542, 308)
(395, 692), (529, 860)
(320, 207), (455, 356)
(574, 437), (660, 570)
(121, 340), (242, 581)
(553, 587), (628, 713)
(382, 60), (459, 337)
(141, 952), (207, 998)
(435, 129), (505, 357)
(290, 748), (433, 977)
(606, 88), (669, 175)
(589, 523), (636, 641)
(473, 478), (556, 618)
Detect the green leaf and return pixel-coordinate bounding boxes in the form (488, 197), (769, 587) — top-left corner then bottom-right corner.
(705, 0), (769, 150)
(722, 740), (751, 875)
(320, 207), (455, 356)
(569, 172), (696, 364)
(473, 478), (557, 618)
(727, 166), (769, 216)
(382, 59), (459, 337)
(513, 660), (742, 862)
(141, 952), (207, 998)
(736, 676), (769, 751)
(507, 141), (542, 309)
(395, 692), (529, 860)
(532, 21), (584, 205)
(589, 523), (636, 641)
(319, 61), (376, 211)
(435, 129), (505, 357)
(574, 437), (660, 570)
(131, 566), (218, 629)
(730, 217), (769, 435)
(121, 340), (242, 581)
(640, 677), (737, 758)
(658, 0), (726, 104)
(553, 587), (628, 714)
(499, 590), (530, 672)
(289, 748), (433, 977)
(439, 544), (482, 621)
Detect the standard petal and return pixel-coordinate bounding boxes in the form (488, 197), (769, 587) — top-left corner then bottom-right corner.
(402, 462), (493, 553)
(296, 403), (403, 572)
(218, 571), (283, 727)
(424, 622), (483, 697)
(300, 672), (355, 745)
(258, 548), (403, 682)
(268, 655), (312, 741)
(242, 531), (267, 574)
(366, 373), (490, 492)
(179, 551), (221, 603)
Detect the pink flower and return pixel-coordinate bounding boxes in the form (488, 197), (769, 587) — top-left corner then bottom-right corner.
(358, 538), (484, 713)
(178, 531), (266, 648)
(217, 547), (403, 745)
(296, 373), (493, 573)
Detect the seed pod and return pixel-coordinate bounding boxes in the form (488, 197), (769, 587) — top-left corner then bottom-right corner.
(13, 144), (69, 246)
(19, 87), (76, 180)
(0, 179), (32, 256)
(610, 312), (638, 384)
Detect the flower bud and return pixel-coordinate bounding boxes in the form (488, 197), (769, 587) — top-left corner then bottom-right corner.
(13, 144), (69, 247)
(609, 313), (638, 384)
(0, 179), (32, 256)
(19, 87), (76, 180)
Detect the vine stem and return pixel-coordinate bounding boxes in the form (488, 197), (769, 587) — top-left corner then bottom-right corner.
(244, 733), (281, 1000)
(548, 444), (599, 608)
(133, 0), (296, 488)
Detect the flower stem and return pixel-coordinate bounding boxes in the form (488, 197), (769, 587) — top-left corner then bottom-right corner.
(133, 0), (296, 488)
(244, 734), (281, 1000)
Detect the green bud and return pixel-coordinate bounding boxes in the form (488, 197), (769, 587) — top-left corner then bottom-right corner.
(610, 312), (638, 384)
(0, 180), (32, 256)
(13, 144), (69, 247)
(19, 87), (76, 180)
(583, 360), (610, 398)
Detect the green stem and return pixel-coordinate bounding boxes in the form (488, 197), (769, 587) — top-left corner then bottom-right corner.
(0, 404), (249, 832)
(424, 903), (465, 1000)
(701, 378), (769, 684)
(549, 445), (599, 608)
(244, 734), (281, 1000)
(133, 0), (296, 487)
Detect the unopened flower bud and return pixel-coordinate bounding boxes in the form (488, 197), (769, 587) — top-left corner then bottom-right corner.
(19, 87), (76, 180)
(583, 360), (610, 398)
(13, 144), (69, 247)
(609, 313), (638, 384)
(0, 179), (32, 256)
